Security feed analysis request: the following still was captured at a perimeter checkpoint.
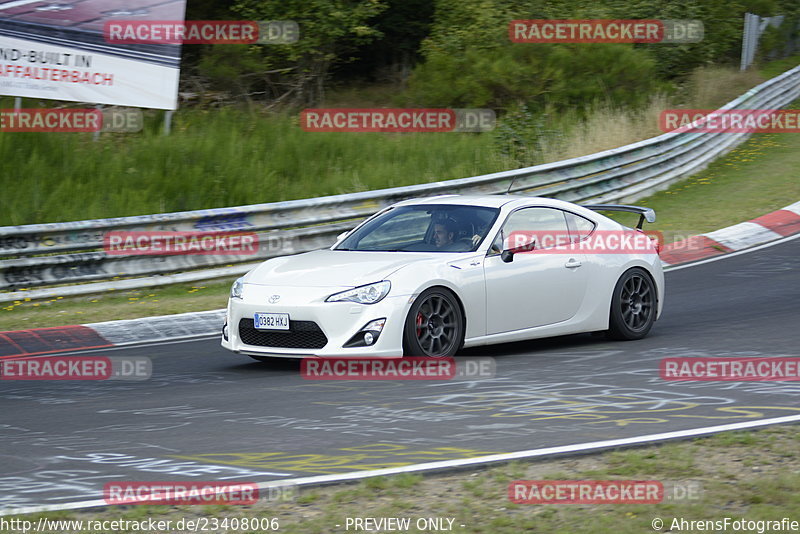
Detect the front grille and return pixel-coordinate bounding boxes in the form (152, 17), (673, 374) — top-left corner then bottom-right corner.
(238, 318), (328, 349)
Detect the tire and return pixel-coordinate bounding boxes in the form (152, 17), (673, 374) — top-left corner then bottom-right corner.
(606, 268), (657, 340)
(403, 287), (464, 357)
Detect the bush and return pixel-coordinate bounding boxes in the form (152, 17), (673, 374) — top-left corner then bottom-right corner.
(406, 42), (663, 113)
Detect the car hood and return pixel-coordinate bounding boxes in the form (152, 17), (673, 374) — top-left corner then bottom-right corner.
(244, 249), (450, 288)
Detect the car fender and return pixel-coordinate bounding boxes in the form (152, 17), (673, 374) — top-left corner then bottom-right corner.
(386, 257), (486, 340)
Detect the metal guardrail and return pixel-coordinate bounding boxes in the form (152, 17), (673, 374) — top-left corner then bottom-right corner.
(2, 64), (799, 301)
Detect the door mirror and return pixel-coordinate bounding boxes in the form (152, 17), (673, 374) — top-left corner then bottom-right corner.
(500, 239), (536, 262)
(336, 231), (350, 242)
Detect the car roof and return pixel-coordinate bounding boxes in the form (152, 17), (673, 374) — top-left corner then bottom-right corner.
(392, 194), (578, 210)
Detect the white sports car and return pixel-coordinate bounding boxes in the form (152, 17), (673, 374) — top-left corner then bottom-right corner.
(222, 195), (664, 359)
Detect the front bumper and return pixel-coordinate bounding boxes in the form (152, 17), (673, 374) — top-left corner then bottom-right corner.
(221, 284), (409, 358)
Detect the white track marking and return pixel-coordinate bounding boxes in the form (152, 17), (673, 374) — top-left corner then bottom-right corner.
(780, 201), (800, 216)
(664, 232), (800, 272)
(705, 222), (782, 251)
(0, 0), (42, 10)
(3, 414), (800, 517)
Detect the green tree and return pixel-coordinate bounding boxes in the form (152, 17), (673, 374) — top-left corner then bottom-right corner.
(406, 0), (662, 112)
(232, 0), (387, 106)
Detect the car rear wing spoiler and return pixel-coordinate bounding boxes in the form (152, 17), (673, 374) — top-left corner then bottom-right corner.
(582, 204), (656, 230)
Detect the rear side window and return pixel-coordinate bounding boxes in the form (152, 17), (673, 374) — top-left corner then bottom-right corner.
(493, 207), (570, 251)
(564, 211), (596, 243)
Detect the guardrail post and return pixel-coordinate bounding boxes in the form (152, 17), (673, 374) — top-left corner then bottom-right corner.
(741, 13), (785, 70)
(93, 104), (102, 142)
(163, 110), (174, 135)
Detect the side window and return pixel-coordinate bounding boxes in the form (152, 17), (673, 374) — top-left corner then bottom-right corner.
(492, 207), (570, 252)
(564, 212), (596, 243)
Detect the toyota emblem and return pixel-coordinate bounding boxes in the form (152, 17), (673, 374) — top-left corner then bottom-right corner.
(268, 294), (280, 303)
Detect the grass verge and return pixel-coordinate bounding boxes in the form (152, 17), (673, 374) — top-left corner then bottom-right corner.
(0, 279), (234, 331)
(600, 129), (800, 240)
(0, 108), (507, 226)
(4, 424), (799, 533)
(2, 58), (796, 227)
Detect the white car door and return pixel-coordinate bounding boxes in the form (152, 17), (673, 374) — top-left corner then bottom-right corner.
(484, 207), (591, 334)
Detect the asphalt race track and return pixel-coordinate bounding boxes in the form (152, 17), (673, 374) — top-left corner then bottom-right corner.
(1, 237), (798, 512)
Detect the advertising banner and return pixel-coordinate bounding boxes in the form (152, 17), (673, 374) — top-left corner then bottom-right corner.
(0, 0), (185, 110)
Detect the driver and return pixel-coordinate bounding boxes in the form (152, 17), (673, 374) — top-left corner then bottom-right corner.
(432, 219), (456, 249)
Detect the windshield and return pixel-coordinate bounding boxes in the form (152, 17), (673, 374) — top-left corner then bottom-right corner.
(336, 204), (500, 253)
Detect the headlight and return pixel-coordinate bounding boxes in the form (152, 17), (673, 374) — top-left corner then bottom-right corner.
(326, 281), (391, 305)
(231, 277), (244, 299)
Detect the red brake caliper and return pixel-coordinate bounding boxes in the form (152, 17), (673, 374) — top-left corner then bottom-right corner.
(416, 312), (424, 337)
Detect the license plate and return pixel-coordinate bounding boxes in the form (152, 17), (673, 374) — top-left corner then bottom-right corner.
(254, 312), (290, 331)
